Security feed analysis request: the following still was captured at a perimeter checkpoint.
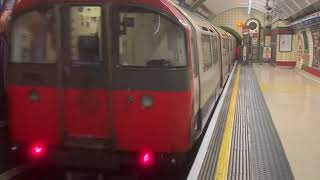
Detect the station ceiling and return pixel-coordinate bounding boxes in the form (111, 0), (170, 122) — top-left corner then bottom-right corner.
(185, 0), (319, 20)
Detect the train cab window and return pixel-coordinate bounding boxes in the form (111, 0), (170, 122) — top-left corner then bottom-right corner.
(11, 8), (57, 63)
(201, 34), (212, 71)
(118, 7), (187, 68)
(69, 6), (102, 63)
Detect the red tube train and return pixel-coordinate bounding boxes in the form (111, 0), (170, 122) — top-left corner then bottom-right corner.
(6, 0), (236, 167)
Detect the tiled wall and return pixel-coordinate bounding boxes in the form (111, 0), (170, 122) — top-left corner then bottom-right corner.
(272, 24), (320, 75)
(270, 20), (298, 67)
(293, 27), (320, 78)
(294, 29), (312, 69)
(307, 29), (314, 68)
(211, 7), (265, 37)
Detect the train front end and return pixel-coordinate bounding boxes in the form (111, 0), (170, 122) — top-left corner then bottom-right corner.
(6, 0), (194, 168)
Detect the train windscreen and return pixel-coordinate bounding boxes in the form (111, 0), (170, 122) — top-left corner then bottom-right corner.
(118, 8), (187, 68)
(69, 6), (102, 63)
(11, 8), (57, 63)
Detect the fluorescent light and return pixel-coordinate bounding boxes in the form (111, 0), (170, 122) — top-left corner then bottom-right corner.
(248, 0), (252, 15)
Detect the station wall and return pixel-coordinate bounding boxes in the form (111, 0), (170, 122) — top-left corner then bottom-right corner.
(270, 21), (298, 67)
(211, 7), (265, 37)
(294, 25), (320, 78)
(294, 29), (313, 69)
(271, 19), (320, 79)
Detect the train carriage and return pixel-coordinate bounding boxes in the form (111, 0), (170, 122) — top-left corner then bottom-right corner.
(6, 0), (236, 167)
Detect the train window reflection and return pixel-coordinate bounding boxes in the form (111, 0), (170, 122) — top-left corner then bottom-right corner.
(118, 8), (187, 68)
(69, 6), (102, 63)
(11, 8), (57, 63)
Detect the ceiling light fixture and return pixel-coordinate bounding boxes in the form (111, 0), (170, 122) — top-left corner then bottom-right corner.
(248, 0), (252, 15)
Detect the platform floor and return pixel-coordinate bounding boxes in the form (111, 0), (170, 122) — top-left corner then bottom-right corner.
(253, 64), (320, 180)
(188, 64), (294, 180)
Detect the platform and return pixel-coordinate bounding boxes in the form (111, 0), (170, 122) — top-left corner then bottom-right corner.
(188, 64), (294, 180)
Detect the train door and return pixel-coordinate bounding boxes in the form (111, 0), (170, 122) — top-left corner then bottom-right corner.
(188, 23), (201, 132)
(221, 37), (229, 84)
(62, 6), (112, 143)
(229, 38), (233, 68)
(213, 29), (224, 88)
(210, 34), (221, 101)
(8, 7), (62, 144)
(197, 30), (220, 130)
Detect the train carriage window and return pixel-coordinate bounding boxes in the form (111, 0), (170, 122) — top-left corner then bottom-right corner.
(11, 8), (57, 63)
(201, 34), (212, 71)
(226, 39), (229, 53)
(69, 6), (102, 63)
(211, 36), (218, 64)
(118, 7), (187, 68)
(223, 38), (228, 56)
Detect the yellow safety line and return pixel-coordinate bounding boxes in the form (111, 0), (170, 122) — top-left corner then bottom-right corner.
(214, 66), (241, 180)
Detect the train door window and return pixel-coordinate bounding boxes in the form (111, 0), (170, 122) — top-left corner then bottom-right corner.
(191, 29), (199, 77)
(201, 34), (212, 71)
(222, 38), (225, 56)
(185, 20), (198, 77)
(222, 38), (224, 56)
(211, 36), (218, 64)
(69, 6), (102, 63)
(118, 7), (187, 68)
(11, 8), (58, 63)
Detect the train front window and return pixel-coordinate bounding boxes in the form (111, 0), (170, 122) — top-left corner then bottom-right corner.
(11, 8), (57, 63)
(69, 6), (102, 63)
(118, 8), (187, 68)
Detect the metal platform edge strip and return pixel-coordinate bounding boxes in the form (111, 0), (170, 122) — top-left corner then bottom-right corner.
(187, 62), (237, 180)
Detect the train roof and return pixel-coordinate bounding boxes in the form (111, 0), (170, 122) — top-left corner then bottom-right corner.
(13, 0), (182, 18)
(170, 1), (235, 40)
(14, 0), (235, 40)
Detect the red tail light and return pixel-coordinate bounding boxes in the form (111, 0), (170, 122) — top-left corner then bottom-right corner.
(139, 150), (154, 167)
(30, 143), (46, 158)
